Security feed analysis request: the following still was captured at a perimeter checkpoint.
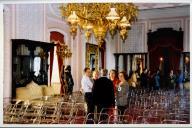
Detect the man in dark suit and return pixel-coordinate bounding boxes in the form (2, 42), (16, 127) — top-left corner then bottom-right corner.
(140, 68), (148, 89)
(92, 69), (115, 115)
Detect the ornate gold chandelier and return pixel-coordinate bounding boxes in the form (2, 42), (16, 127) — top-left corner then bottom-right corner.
(60, 3), (138, 46)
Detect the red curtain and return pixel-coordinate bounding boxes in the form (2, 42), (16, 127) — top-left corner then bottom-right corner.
(50, 31), (65, 94)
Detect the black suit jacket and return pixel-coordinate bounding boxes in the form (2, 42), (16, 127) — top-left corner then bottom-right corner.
(92, 77), (115, 107)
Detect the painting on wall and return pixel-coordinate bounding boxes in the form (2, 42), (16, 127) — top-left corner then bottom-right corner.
(86, 43), (99, 71)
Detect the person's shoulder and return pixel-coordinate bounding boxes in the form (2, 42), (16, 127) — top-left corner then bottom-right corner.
(107, 78), (113, 82)
(124, 81), (129, 84)
(98, 77), (111, 82)
(81, 75), (86, 80)
(102, 77), (111, 81)
(98, 77), (106, 80)
(95, 78), (102, 84)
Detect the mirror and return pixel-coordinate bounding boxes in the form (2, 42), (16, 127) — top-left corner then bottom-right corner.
(34, 57), (41, 76)
(90, 54), (96, 71)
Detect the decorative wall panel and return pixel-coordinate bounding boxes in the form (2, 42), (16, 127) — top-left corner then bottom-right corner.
(122, 22), (146, 53)
(150, 19), (183, 31)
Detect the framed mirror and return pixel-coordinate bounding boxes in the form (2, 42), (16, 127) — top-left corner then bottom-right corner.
(86, 43), (99, 71)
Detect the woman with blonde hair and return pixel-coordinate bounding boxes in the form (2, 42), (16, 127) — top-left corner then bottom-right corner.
(128, 71), (137, 88)
(92, 70), (100, 82)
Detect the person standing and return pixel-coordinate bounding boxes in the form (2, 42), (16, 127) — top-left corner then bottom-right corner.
(140, 68), (148, 89)
(168, 70), (176, 90)
(81, 67), (94, 114)
(92, 70), (100, 82)
(154, 70), (160, 90)
(177, 70), (184, 95)
(147, 70), (153, 91)
(128, 71), (137, 89)
(92, 69), (115, 114)
(109, 69), (119, 96)
(116, 71), (129, 115)
(64, 65), (74, 98)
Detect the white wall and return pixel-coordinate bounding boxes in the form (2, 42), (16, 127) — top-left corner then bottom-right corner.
(0, 4), (4, 103)
(3, 4), (47, 98)
(3, 5), (12, 98)
(15, 4), (45, 40)
(117, 6), (190, 54)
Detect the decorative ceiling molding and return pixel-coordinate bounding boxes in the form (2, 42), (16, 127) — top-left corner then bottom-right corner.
(135, 3), (189, 10)
(48, 4), (61, 17)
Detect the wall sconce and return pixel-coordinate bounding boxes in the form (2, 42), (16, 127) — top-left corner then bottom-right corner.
(56, 43), (72, 59)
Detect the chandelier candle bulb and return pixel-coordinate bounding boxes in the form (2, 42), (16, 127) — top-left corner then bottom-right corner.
(106, 8), (120, 21)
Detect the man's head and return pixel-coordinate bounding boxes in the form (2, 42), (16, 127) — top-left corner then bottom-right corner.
(144, 68), (148, 74)
(65, 65), (71, 72)
(100, 69), (108, 77)
(170, 70), (173, 75)
(84, 67), (91, 77)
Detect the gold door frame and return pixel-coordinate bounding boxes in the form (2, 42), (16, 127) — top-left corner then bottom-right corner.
(86, 43), (99, 70)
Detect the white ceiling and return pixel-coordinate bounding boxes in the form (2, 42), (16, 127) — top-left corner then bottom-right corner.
(135, 3), (189, 10)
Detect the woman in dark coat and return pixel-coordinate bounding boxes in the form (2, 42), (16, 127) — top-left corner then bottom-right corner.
(64, 65), (74, 96)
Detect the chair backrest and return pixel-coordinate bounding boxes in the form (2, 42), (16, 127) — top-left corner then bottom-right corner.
(166, 113), (190, 123)
(86, 113), (109, 123)
(135, 116), (161, 124)
(134, 116), (146, 124)
(76, 108), (87, 116)
(70, 116), (86, 124)
(148, 109), (165, 118)
(108, 115), (133, 124)
(100, 108), (120, 116)
(162, 119), (187, 124)
(74, 103), (86, 116)
(85, 118), (95, 124)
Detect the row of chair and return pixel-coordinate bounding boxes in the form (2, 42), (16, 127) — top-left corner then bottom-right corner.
(3, 89), (190, 124)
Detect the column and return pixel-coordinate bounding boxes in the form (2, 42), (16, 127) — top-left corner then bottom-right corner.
(119, 55), (123, 72)
(145, 53), (147, 69)
(130, 54), (133, 73)
(123, 54), (128, 73)
(114, 54), (120, 72)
